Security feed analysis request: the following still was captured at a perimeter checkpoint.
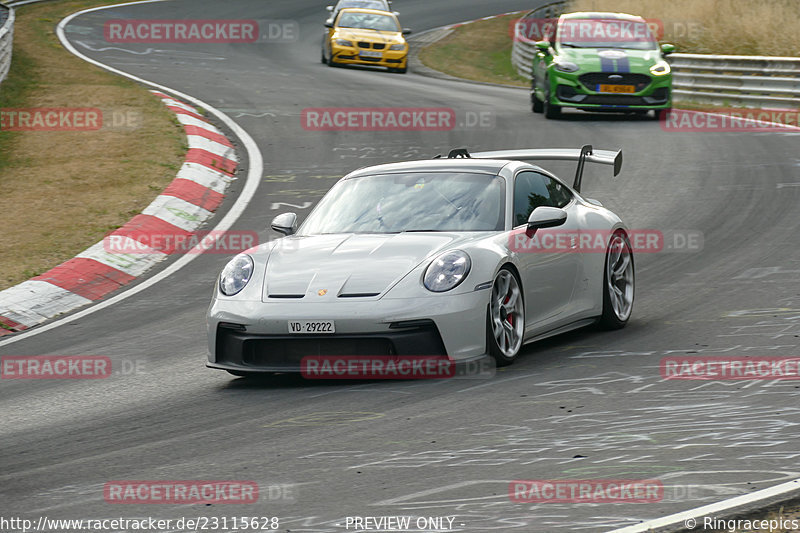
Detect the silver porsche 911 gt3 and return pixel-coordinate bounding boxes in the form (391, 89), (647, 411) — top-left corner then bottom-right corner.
(207, 145), (634, 376)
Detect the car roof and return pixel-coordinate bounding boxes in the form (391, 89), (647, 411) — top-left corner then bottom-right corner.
(561, 11), (646, 22)
(345, 158), (521, 178)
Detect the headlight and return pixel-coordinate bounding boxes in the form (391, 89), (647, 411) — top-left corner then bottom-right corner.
(389, 43), (405, 50)
(334, 39), (353, 46)
(423, 250), (471, 293)
(554, 61), (579, 73)
(219, 254), (254, 296)
(650, 61), (671, 75)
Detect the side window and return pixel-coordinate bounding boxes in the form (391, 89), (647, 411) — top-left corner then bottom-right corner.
(513, 171), (573, 226)
(545, 176), (573, 208)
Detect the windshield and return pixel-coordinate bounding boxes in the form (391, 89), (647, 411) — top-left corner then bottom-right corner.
(558, 18), (657, 50)
(337, 12), (400, 31)
(299, 172), (505, 234)
(336, 0), (387, 10)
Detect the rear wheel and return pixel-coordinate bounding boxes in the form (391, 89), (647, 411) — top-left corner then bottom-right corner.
(598, 231), (635, 329)
(487, 268), (525, 366)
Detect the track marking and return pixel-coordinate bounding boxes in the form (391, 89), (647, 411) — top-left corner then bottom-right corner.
(0, 0), (262, 347)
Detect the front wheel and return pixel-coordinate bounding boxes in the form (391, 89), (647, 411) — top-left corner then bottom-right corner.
(487, 268), (525, 366)
(598, 231), (635, 329)
(532, 91), (544, 113)
(543, 83), (561, 119)
(654, 108), (670, 120)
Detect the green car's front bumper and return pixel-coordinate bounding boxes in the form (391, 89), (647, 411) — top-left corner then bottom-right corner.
(542, 69), (672, 111)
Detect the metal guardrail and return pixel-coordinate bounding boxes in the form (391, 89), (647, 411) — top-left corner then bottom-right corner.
(510, 1), (565, 80)
(511, 3), (800, 108)
(668, 53), (800, 108)
(0, 3), (13, 87)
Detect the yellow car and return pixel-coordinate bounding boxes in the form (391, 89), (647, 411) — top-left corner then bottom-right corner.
(322, 8), (411, 73)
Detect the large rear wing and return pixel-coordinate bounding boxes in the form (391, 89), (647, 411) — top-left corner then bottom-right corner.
(441, 145), (622, 193)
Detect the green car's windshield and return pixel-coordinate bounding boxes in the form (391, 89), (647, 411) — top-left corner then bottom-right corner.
(558, 18), (658, 50)
(298, 173), (505, 234)
(337, 12), (400, 32)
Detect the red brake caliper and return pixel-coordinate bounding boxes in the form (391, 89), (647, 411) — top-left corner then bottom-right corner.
(504, 293), (513, 325)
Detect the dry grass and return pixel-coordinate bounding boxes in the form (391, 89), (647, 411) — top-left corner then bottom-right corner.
(418, 15), (529, 87)
(568, 0), (800, 56)
(0, 0), (186, 290)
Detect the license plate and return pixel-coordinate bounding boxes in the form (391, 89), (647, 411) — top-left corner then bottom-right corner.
(288, 320), (335, 334)
(597, 84), (635, 93)
(359, 50), (382, 58)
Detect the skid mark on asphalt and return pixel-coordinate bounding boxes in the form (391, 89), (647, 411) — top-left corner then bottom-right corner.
(262, 411), (384, 427)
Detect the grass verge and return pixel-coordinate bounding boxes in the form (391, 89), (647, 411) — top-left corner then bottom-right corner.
(0, 0), (186, 291)
(418, 14), (529, 88)
(568, 0), (800, 56)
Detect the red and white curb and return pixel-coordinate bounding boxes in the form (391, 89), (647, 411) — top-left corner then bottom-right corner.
(0, 90), (237, 336)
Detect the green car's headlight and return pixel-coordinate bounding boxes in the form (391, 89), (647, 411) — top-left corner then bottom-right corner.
(423, 250), (471, 293)
(334, 39), (354, 47)
(650, 61), (671, 76)
(389, 43), (405, 50)
(219, 254), (254, 296)
(554, 61), (579, 73)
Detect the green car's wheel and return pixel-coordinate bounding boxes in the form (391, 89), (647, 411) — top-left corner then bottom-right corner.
(543, 83), (561, 119)
(532, 88), (544, 113)
(654, 108), (670, 120)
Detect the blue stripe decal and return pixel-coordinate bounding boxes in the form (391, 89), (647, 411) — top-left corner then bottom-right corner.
(615, 55), (630, 73)
(600, 57), (615, 72)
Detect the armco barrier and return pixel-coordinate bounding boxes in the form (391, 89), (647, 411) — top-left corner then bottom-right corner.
(0, 4), (13, 87)
(510, 3), (800, 109)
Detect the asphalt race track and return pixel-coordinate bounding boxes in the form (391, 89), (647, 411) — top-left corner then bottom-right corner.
(2, 1), (800, 531)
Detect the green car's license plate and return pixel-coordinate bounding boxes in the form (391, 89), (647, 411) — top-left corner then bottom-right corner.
(597, 84), (635, 93)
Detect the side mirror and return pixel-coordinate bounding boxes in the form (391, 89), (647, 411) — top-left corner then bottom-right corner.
(660, 43), (675, 56)
(535, 40), (550, 53)
(527, 206), (567, 230)
(326, 5), (334, 11)
(402, 28), (413, 35)
(324, 21), (333, 28)
(271, 212), (297, 236)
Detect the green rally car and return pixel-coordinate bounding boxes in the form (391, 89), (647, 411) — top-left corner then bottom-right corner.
(530, 12), (674, 119)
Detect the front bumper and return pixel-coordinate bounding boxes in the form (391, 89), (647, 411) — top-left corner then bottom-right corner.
(207, 290), (488, 373)
(548, 70), (672, 110)
(330, 43), (407, 69)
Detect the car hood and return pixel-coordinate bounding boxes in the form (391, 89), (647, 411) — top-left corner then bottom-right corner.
(334, 28), (403, 44)
(262, 233), (470, 300)
(558, 47), (661, 70)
